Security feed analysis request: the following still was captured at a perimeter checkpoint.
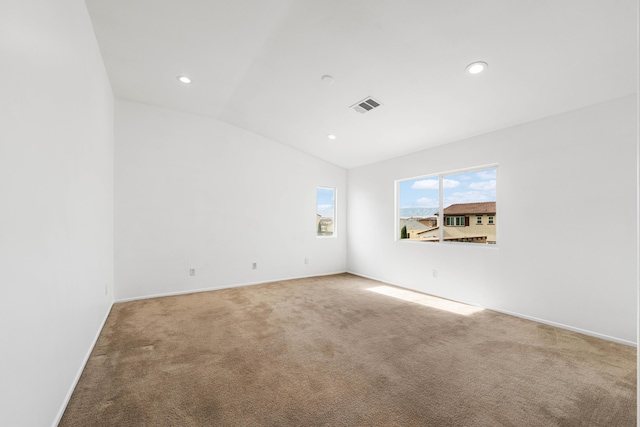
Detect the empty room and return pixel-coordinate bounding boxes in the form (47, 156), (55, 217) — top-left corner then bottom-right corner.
(1, 0), (637, 426)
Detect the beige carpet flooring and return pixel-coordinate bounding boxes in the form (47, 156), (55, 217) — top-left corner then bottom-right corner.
(60, 274), (637, 426)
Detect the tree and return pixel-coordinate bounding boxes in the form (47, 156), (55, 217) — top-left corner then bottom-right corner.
(401, 225), (408, 239)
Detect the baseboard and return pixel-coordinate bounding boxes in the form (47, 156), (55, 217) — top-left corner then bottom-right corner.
(485, 307), (637, 347)
(347, 270), (637, 348)
(52, 301), (114, 427)
(115, 271), (348, 303)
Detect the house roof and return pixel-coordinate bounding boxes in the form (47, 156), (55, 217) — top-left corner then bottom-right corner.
(400, 219), (430, 231)
(417, 226), (439, 235)
(443, 202), (496, 215)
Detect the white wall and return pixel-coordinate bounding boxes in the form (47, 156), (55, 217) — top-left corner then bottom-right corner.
(347, 95), (638, 344)
(0, 1), (114, 426)
(114, 99), (346, 301)
(0, 3), (633, 424)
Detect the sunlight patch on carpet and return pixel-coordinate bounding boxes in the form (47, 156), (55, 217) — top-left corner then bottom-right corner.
(366, 286), (484, 316)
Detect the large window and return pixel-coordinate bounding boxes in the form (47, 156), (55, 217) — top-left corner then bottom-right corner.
(397, 166), (497, 244)
(316, 187), (335, 237)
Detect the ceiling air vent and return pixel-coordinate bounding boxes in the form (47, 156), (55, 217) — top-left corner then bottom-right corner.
(350, 97), (382, 114)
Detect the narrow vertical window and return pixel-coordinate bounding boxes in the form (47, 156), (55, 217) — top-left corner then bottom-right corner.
(316, 187), (335, 237)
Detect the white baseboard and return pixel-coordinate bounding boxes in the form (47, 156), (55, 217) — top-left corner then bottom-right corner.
(115, 271), (348, 303)
(347, 270), (637, 348)
(52, 301), (114, 427)
(486, 307), (637, 347)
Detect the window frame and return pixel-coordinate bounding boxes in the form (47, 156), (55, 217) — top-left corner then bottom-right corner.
(316, 186), (336, 238)
(395, 164), (498, 246)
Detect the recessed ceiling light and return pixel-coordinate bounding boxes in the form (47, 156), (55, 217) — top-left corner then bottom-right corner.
(465, 61), (488, 75)
(327, 134), (336, 140)
(321, 75), (334, 84)
(177, 75), (192, 84)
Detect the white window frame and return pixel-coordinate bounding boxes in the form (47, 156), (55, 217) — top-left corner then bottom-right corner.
(395, 164), (498, 245)
(316, 187), (336, 238)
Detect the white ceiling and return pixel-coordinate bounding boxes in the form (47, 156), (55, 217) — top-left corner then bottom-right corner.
(85, 0), (638, 169)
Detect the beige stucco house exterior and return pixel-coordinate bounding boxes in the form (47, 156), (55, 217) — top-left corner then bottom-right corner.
(401, 202), (496, 244)
(441, 202), (496, 243)
(317, 214), (334, 236)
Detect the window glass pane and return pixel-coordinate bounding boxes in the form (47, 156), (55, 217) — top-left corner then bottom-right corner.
(442, 167), (497, 244)
(316, 187), (335, 237)
(398, 176), (439, 242)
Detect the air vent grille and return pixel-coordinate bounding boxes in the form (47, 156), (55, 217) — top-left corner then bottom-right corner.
(350, 97), (382, 114)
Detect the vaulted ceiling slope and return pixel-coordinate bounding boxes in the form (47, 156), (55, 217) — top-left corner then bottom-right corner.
(85, 0), (638, 169)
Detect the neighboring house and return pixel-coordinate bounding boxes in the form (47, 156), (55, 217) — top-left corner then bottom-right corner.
(317, 214), (334, 236)
(440, 202), (496, 243)
(416, 226), (439, 241)
(399, 218), (430, 239)
(400, 202), (496, 244)
(418, 217), (437, 228)
(400, 203), (496, 243)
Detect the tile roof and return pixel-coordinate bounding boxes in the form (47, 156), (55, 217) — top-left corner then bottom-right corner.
(443, 202), (496, 215)
(399, 219), (430, 230)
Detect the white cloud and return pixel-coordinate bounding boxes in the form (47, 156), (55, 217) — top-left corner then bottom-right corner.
(411, 179), (459, 189)
(443, 179), (460, 188)
(411, 179), (438, 190)
(416, 197), (438, 206)
(468, 180), (496, 191)
(476, 169), (496, 180)
(317, 204), (334, 217)
(444, 191), (491, 205)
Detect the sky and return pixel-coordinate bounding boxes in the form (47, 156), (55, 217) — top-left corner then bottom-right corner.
(399, 167), (496, 209)
(317, 187), (335, 218)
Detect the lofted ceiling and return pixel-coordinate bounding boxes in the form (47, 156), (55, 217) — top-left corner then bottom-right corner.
(85, 0), (638, 169)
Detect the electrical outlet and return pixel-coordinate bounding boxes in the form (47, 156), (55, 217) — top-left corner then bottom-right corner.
(432, 269), (438, 278)
(304, 258), (309, 265)
(252, 263), (257, 270)
(189, 268), (195, 276)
